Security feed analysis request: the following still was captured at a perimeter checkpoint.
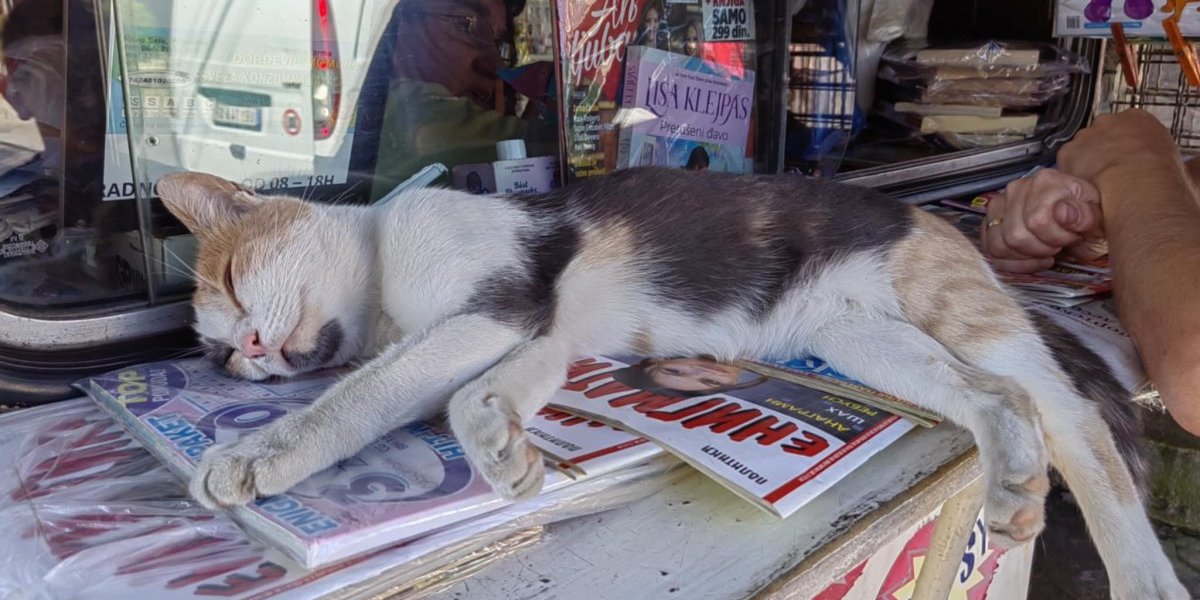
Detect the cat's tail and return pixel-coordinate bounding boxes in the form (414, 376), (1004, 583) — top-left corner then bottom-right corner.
(1024, 308), (1147, 489)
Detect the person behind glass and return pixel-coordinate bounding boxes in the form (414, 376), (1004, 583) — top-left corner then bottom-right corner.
(610, 356), (767, 397)
(370, 0), (555, 201)
(685, 146), (710, 171)
(634, 1), (670, 51)
(978, 109), (1200, 436)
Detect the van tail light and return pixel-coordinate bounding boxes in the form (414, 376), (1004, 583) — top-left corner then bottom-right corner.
(312, 0), (340, 140)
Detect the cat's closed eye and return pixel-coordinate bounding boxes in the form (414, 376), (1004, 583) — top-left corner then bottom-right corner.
(223, 258), (246, 313)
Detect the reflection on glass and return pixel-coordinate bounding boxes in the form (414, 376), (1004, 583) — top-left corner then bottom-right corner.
(0, 0), (149, 311)
(113, 0), (560, 297)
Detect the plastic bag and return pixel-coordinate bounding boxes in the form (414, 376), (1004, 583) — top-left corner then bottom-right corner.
(876, 39), (1088, 109)
(878, 39), (1091, 82)
(0, 399), (684, 600)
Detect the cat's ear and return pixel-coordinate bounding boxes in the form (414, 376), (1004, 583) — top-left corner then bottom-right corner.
(157, 172), (262, 235)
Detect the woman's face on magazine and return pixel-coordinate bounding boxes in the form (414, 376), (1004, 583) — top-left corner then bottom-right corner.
(645, 358), (741, 393)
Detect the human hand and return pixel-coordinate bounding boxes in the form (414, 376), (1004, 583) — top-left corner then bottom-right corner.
(1058, 109), (1181, 183)
(981, 169), (1107, 273)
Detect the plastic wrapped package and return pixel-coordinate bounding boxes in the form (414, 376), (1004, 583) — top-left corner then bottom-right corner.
(869, 40), (1087, 149)
(878, 39), (1091, 80)
(0, 399), (685, 600)
(877, 40), (1089, 107)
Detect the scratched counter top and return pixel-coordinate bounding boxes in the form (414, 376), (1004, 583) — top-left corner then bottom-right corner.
(423, 424), (977, 600)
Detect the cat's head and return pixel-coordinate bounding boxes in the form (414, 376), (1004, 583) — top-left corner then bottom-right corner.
(158, 173), (374, 380)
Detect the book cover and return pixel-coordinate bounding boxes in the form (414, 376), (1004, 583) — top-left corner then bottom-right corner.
(548, 355), (914, 517)
(75, 359), (581, 568)
(616, 45), (754, 173)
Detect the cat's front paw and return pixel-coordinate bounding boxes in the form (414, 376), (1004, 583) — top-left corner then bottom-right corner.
(448, 390), (545, 501)
(190, 435), (307, 509)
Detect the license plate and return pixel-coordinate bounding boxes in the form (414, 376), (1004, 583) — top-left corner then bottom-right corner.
(212, 103), (262, 130)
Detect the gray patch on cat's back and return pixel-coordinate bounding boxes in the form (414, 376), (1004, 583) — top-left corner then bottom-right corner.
(283, 320), (345, 371)
(554, 168), (914, 318)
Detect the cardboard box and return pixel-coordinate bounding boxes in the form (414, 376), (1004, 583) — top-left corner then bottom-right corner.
(1055, 0), (1200, 37)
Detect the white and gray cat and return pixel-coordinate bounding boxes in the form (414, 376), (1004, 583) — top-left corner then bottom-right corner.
(158, 168), (1185, 599)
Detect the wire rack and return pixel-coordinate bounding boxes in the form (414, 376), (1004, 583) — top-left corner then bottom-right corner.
(1103, 42), (1200, 150)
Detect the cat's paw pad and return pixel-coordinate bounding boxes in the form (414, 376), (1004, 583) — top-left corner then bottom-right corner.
(450, 392), (545, 501)
(984, 471), (1050, 548)
(190, 439), (299, 509)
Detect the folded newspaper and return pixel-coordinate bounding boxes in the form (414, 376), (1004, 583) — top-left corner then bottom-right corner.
(528, 407), (663, 477)
(74, 359), (655, 568)
(547, 355), (916, 518)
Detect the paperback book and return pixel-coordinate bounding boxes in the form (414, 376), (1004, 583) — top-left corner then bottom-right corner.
(735, 356), (942, 427)
(75, 359), (608, 568)
(547, 355), (915, 517)
(616, 45), (755, 173)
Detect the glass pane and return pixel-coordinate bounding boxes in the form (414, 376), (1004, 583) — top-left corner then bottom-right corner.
(0, 0), (150, 311)
(110, 0), (789, 293)
(112, 0), (571, 300)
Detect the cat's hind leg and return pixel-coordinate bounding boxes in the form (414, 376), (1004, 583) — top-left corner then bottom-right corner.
(804, 315), (1052, 546)
(888, 208), (1186, 598)
(962, 320), (1188, 600)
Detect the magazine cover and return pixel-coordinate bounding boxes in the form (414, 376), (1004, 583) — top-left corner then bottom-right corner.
(553, 0), (756, 181)
(616, 45), (754, 173)
(735, 356), (941, 427)
(74, 359), (580, 568)
(547, 356), (914, 517)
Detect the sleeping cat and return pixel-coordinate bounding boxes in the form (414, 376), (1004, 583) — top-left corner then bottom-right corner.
(158, 168), (1186, 599)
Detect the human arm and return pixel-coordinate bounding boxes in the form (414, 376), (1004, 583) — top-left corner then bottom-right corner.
(1058, 109), (1200, 436)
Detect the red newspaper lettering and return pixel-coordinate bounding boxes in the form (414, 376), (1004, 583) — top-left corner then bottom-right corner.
(609, 391), (688, 413)
(40, 513), (191, 560)
(195, 562), (288, 597)
(582, 380), (632, 399)
(728, 416), (798, 445)
(562, 359), (613, 391)
(644, 398), (724, 422)
(116, 536), (238, 575)
(679, 403), (763, 434)
(781, 431), (830, 456)
(168, 557), (261, 589)
(15, 447), (147, 501)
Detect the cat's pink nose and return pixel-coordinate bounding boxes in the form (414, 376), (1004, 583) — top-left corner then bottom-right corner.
(242, 332), (268, 358)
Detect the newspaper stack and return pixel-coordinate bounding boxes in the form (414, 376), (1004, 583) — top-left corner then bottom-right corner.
(75, 359), (664, 568)
(0, 397), (679, 599)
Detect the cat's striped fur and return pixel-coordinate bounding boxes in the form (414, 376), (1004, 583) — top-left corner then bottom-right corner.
(159, 168), (1185, 599)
